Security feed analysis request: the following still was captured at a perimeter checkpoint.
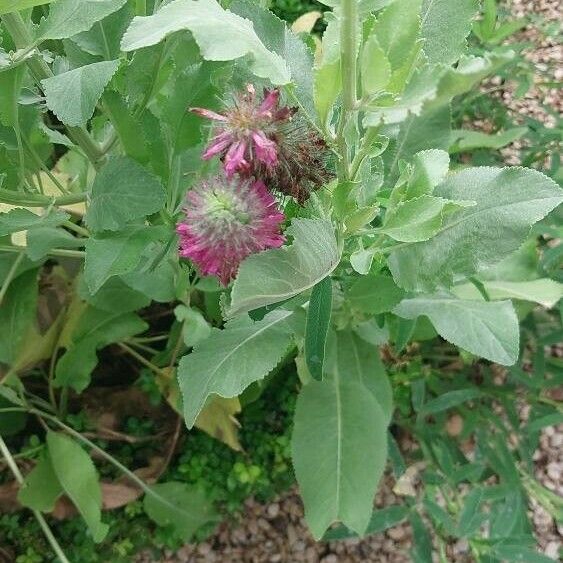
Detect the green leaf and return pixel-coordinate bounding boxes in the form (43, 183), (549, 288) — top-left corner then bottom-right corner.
(418, 388), (483, 415)
(0, 66), (24, 127)
(348, 274), (405, 315)
(0, 208), (69, 237)
(120, 0), (290, 85)
(315, 60), (341, 129)
(420, 0), (479, 65)
(450, 127), (528, 153)
(78, 277), (151, 314)
(230, 0), (316, 122)
(41, 60), (120, 127)
(382, 195), (475, 243)
(0, 0), (52, 16)
(305, 277), (332, 380)
(37, 0), (128, 41)
(0, 269), (38, 365)
(291, 374), (388, 538)
(17, 452), (63, 513)
(457, 487), (486, 537)
(491, 542), (557, 563)
(360, 35), (391, 96)
(46, 431), (108, 543)
(403, 149), (450, 200)
(372, 0), (422, 70)
(394, 294), (519, 365)
(333, 330), (393, 423)
(324, 505), (409, 540)
(26, 227), (83, 261)
(174, 305), (212, 348)
(144, 482), (218, 541)
(84, 226), (168, 293)
(0, 395), (26, 436)
(389, 167), (563, 291)
(227, 219), (339, 318)
(178, 310), (297, 428)
(409, 511), (433, 563)
(85, 156), (166, 232)
(55, 307), (148, 392)
(453, 279), (563, 309)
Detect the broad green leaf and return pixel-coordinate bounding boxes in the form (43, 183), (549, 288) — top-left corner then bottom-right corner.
(178, 310), (297, 428)
(78, 277), (151, 314)
(144, 482), (218, 541)
(26, 227), (83, 261)
(453, 279), (563, 309)
(227, 219), (339, 318)
(404, 149), (450, 200)
(0, 0), (52, 15)
(174, 305), (212, 348)
(41, 60), (120, 127)
(85, 156), (166, 232)
(389, 167), (563, 291)
(372, 0), (422, 70)
(348, 274), (405, 315)
(17, 452), (63, 513)
(84, 226), (168, 293)
(382, 195), (475, 242)
(450, 127), (528, 153)
(292, 375), (388, 538)
(0, 208), (69, 237)
(360, 35), (391, 96)
(37, 0), (128, 41)
(230, 0), (316, 122)
(0, 270), (38, 365)
(305, 277), (332, 380)
(324, 505), (409, 540)
(334, 330), (393, 423)
(55, 307), (148, 391)
(420, 0), (479, 65)
(120, 0), (290, 85)
(46, 431), (108, 543)
(393, 294), (519, 365)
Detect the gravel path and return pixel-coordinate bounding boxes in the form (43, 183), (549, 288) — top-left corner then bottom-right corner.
(148, 2), (562, 561)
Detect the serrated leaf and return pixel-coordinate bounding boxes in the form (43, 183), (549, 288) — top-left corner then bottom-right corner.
(46, 431), (108, 543)
(0, 208), (69, 237)
(382, 195), (476, 243)
(453, 279), (563, 309)
(292, 373), (388, 538)
(304, 277), (332, 380)
(388, 167), (563, 291)
(393, 294), (519, 365)
(178, 310), (297, 428)
(85, 156), (166, 232)
(41, 60), (120, 127)
(144, 482), (218, 541)
(120, 0), (290, 85)
(174, 305), (212, 348)
(230, 0), (316, 122)
(227, 219), (339, 318)
(17, 452), (63, 513)
(348, 274), (405, 315)
(361, 35), (391, 96)
(0, 269), (38, 365)
(84, 226), (168, 293)
(420, 0), (479, 65)
(54, 307), (148, 392)
(37, 0), (128, 41)
(372, 0), (422, 70)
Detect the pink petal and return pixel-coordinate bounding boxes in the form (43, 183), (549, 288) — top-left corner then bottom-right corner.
(257, 89), (280, 115)
(202, 132), (234, 159)
(190, 107), (228, 121)
(224, 140), (248, 177)
(251, 130), (278, 167)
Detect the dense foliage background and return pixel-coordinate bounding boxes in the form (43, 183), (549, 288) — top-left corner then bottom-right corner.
(0, 0), (561, 561)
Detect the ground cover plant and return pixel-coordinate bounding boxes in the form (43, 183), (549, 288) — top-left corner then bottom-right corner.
(0, 0), (562, 561)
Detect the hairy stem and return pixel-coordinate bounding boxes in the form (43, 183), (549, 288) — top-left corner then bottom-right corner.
(0, 188), (87, 207)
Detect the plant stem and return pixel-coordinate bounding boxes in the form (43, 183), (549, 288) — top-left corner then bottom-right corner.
(1, 13), (104, 166)
(135, 0), (147, 16)
(117, 342), (169, 377)
(0, 245), (85, 259)
(0, 188), (87, 207)
(0, 251), (24, 306)
(0, 435), (70, 563)
(62, 220), (90, 238)
(336, 0), (359, 180)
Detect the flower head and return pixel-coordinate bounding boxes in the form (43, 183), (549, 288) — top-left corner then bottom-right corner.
(191, 85), (294, 178)
(177, 175), (285, 285)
